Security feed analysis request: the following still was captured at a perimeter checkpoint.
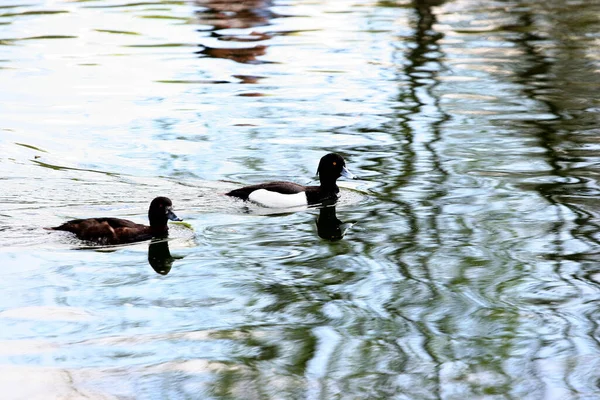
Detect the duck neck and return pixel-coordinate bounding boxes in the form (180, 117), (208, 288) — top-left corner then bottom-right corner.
(319, 177), (339, 194)
(151, 226), (168, 238)
(150, 218), (169, 235)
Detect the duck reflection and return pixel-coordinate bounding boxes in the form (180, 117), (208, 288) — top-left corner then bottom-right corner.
(148, 238), (176, 275)
(199, 44), (268, 64)
(316, 205), (347, 241)
(194, 0), (276, 64)
(194, 0), (276, 30)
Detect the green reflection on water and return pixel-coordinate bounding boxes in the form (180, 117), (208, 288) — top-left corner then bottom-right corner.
(15, 143), (48, 153)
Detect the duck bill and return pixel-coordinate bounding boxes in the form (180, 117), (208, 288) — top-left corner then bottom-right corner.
(341, 166), (357, 179)
(167, 208), (182, 221)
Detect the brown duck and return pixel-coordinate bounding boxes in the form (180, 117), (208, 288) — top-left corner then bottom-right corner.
(46, 197), (182, 245)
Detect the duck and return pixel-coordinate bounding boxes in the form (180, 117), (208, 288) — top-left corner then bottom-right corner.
(46, 196), (182, 245)
(226, 153), (356, 207)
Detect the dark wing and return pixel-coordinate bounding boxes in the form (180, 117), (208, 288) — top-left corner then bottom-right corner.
(48, 218), (116, 242)
(94, 218), (151, 243)
(226, 181), (309, 200)
(98, 217), (140, 229)
(50, 217), (139, 231)
(48, 218), (95, 233)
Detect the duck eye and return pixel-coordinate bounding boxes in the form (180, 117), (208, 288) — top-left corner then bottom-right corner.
(333, 162), (337, 166)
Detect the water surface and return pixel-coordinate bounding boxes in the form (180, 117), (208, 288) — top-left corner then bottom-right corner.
(1, 0), (600, 398)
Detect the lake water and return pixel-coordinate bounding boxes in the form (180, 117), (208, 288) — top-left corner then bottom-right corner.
(1, 0), (600, 398)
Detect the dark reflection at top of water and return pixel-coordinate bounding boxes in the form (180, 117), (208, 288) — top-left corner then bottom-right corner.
(194, 0), (277, 30)
(194, 0), (279, 64)
(198, 43), (269, 64)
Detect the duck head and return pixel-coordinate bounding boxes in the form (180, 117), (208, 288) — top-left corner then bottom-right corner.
(148, 196), (182, 229)
(317, 153), (356, 185)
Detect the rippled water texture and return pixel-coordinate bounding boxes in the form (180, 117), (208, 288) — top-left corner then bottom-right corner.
(1, 0), (600, 398)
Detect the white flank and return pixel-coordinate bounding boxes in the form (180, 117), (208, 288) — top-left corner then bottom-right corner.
(248, 189), (308, 208)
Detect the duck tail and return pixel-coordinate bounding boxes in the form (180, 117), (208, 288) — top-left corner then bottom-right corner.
(44, 223), (70, 231)
(225, 188), (251, 200)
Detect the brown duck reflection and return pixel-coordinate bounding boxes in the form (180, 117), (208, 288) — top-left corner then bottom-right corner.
(148, 238), (176, 275)
(199, 44), (268, 64)
(194, 0), (278, 64)
(194, 0), (276, 30)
